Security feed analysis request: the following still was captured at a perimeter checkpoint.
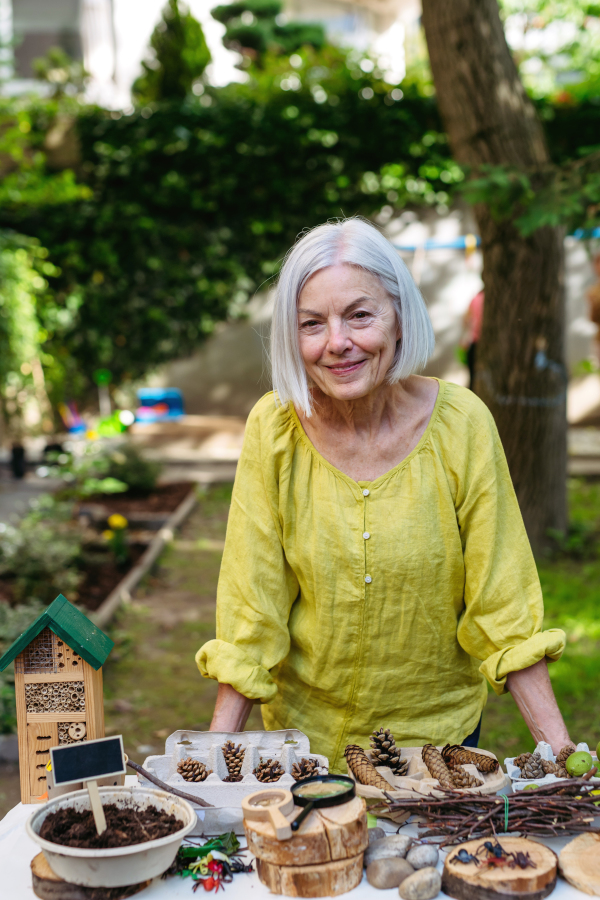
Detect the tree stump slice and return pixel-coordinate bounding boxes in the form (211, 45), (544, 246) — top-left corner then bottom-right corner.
(31, 853), (151, 900)
(244, 795), (367, 865)
(442, 837), (557, 900)
(559, 833), (600, 895)
(256, 853), (364, 898)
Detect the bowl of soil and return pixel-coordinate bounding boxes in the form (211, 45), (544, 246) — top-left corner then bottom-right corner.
(26, 785), (196, 888)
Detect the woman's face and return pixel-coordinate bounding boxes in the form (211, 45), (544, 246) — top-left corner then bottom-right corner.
(297, 264), (400, 403)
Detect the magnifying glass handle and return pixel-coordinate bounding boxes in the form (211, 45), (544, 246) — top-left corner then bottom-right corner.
(291, 801), (315, 832)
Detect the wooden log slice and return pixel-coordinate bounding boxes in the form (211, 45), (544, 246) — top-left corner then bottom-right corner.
(244, 795), (367, 866)
(256, 853), (364, 898)
(31, 853), (151, 900)
(443, 837), (557, 900)
(559, 833), (600, 895)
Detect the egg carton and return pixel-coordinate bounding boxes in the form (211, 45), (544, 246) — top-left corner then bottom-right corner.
(505, 740), (599, 790)
(138, 729), (328, 833)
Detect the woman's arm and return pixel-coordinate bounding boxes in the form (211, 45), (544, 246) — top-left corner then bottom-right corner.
(209, 682), (254, 732)
(506, 659), (571, 754)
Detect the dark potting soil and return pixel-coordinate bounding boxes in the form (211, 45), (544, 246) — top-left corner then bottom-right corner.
(39, 803), (184, 849)
(87, 482), (193, 516)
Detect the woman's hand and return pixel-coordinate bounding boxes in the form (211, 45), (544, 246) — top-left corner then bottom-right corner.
(209, 682), (254, 732)
(506, 658), (571, 754)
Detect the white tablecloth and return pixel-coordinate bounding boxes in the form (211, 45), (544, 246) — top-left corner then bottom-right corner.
(1, 801), (589, 899)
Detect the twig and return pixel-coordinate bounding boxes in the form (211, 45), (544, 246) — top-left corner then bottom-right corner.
(127, 759), (213, 808)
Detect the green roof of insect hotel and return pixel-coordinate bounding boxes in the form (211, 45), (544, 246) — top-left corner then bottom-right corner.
(0, 594), (114, 672)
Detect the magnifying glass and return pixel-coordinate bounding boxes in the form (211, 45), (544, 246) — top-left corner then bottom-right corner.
(290, 774), (355, 833)
(242, 789), (296, 841)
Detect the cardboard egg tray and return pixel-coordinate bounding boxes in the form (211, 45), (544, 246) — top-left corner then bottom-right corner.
(347, 745), (510, 800)
(505, 740), (599, 790)
(138, 729), (329, 834)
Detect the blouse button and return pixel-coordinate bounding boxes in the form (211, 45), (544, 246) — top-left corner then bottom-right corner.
(363, 532), (370, 540)
(362, 489), (370, 497)
(364, 575), (372, 584)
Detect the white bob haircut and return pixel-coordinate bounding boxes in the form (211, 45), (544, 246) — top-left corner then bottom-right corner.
(271, 217), (435, 416)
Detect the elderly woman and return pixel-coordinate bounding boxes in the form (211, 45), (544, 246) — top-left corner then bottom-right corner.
(197, 218), (569, 772)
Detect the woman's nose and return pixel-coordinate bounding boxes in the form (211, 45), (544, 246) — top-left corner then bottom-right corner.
(326, 322), (352, 355)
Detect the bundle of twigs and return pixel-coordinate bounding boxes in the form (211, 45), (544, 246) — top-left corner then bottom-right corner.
(372, 777), (600, 847)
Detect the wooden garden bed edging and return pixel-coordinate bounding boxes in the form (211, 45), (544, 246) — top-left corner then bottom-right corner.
(91, 488), (198, 629)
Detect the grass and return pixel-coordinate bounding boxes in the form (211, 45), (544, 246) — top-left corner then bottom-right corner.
(481, 479), (600, 763)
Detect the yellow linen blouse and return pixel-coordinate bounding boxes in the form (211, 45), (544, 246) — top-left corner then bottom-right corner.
(197, 380), (565, 772)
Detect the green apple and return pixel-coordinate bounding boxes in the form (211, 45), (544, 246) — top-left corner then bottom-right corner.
(565, 751), (593, 776)
(523, 784), (538, 790)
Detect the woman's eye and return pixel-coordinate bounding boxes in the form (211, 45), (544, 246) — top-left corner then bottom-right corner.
(353, 311), (370, 320)
(300, 320), (319, 328)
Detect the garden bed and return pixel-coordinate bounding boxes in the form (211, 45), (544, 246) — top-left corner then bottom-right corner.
(83, 481), (193, 519)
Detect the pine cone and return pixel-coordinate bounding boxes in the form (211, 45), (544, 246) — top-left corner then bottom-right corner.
(177, 757), (212, 782)
(556, 744), (577, 767)
(254, 758), (285, 783)
(292, 757), (320, 782)
(369, 727), (409, 777)
(441, 744), (499, 774)
(450, 765), (483, 789)
(222, 740), (245, 779)
(520, 751), (545, 780)
(540, 759), (566, 777)
(514, 752), (532, 770)
(422, 744), (456, 790)
(223, 774), (244, 782)
(345, 744), (392, 790)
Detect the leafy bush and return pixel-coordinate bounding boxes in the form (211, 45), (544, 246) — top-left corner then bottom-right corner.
(47, 440), (161, 498)
(0, 49), (452, 390)
(0, 495), (82, 604)
(104, 443), (161, 494)
(133, 0), (211, 103)
(0, 600), (45, 733)
(211, 0), (325, 61)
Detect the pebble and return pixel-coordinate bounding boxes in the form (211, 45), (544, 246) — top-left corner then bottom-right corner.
(398, 867), (442, 900)
(367, 858), (414, 890)
(364, 835), (413, 867)
(406, 844), (439, 870)
(368, 827), (386, 844)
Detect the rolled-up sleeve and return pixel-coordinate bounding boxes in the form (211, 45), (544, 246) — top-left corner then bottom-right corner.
(195, 406), (299, 703)
(454, 403), (566, 695)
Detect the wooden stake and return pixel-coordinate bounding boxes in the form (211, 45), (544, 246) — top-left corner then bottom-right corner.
(86, 780), (107, 835)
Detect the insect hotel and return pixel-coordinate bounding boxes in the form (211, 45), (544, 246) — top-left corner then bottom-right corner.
(0, 593), (114, 804)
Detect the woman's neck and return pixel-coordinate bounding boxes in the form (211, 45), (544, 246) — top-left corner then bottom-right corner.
(303, 380), (414, 437)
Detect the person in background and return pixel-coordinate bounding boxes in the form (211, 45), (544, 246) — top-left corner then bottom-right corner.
(462, 289), (484, 390)
(586, 252), (600, 366)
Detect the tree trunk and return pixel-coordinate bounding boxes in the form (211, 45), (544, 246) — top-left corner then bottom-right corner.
(421, 0), (567, 549)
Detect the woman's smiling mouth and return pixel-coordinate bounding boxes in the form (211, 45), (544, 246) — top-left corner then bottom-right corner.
(325, 360), (367, 375)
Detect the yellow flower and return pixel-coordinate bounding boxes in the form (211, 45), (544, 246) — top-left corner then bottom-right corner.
(102, 530), (114, 541)
(107, 513), (128, 530)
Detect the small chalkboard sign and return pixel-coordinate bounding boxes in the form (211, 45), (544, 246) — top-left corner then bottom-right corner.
(51, 735), (126, 787)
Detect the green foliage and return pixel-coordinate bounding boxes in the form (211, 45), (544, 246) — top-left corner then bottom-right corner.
(0, 48), (453, 391)
(0, 230), (59, 435)
(211, 0), (325, 62)
(45, 440), (160, 499)
(0, 495), (82, 605)
(32, 46), (88, 99)
(0, 600), (45, 733)
(460, 151), (600, 236)
(500, 1), (600, 100)
(104, 443), (161, 494)
(133, 0), (211, 103)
